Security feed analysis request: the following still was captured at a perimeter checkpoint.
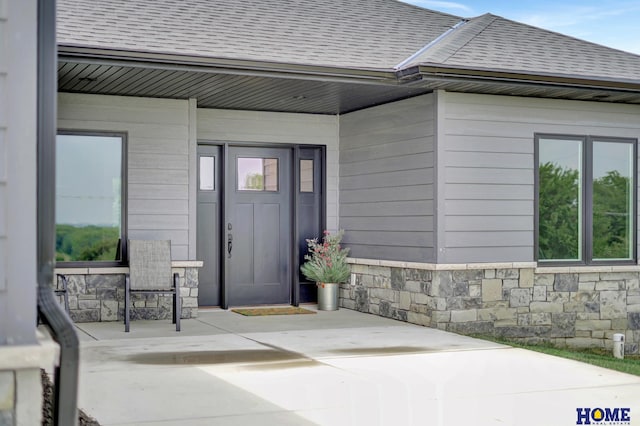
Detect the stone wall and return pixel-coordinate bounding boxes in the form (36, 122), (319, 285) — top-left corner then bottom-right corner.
(54, 265), (200, 323)
(342, 261), (640, 354)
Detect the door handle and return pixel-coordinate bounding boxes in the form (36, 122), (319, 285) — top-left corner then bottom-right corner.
(227, 233), (233, 258)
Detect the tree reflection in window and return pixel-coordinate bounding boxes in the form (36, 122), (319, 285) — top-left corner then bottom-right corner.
(537, 136), (634, 263)
(538, 162), (581, 260)
(238, 158), (278, 191)
(56, 133), (123, 262)
(592, 141), (633, 260)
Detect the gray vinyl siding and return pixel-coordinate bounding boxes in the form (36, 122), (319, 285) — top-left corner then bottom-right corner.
(197, 108), (339, 230)
(0, 1), (8, 296)
(57, 93), (191, 259)
(339, 94), (435, 262)
(440, 91), (640, 264)
(1, 0), (38, 344)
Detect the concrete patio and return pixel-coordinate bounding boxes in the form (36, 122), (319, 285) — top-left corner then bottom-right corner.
(71, 308), (640, 425)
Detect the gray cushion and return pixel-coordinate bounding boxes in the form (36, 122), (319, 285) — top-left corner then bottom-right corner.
(128, 240), (173, 290)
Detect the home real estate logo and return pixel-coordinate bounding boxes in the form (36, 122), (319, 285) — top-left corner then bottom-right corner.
(576, 408), (631, 425)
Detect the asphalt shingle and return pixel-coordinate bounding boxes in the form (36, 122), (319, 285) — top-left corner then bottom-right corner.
(417, 14), (640, 81)
(57, 0), (461, 69)
(57, 0), (640, 82)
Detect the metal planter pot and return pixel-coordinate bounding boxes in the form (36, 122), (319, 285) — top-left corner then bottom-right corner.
(317, 282), (339, 311)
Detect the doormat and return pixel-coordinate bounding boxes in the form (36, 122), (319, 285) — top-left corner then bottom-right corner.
(231, 307), (316, 316)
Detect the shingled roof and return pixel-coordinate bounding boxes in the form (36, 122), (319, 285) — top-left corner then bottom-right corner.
(56, 0), (640, 112)
(407, 13), (640, 82)
(56, 0), (461, 70)
(57, 0), (640, 83)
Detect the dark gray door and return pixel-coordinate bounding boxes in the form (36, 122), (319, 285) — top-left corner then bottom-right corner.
(196, 145), (221, 306)
(227, 147), (292, 305)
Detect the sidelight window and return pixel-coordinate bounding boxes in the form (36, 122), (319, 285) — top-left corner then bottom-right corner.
(199, 156), (215, 191)
(300, 159), (314, 192)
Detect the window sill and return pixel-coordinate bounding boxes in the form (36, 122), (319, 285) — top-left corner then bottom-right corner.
(535, 264), (640, 273)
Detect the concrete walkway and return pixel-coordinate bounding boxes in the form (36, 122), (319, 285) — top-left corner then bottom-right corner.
(74, 308), (640, 426)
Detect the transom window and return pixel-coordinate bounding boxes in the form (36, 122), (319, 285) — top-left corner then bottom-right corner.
(536, 134), (636, 264)
(56, 132), (125, 264)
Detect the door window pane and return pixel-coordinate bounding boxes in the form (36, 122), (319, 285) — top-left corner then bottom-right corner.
(538, 138), (582, 261)
(300, 159), (313, 192)
(199, 156), (215, 190)
(264, 159), (278, 191)
(592, 141), (634, 260)
(237, 157), (278, 191)
(56, 134), (123, 262)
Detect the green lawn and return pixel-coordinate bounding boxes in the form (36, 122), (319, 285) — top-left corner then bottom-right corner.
(478, 337), (640, 377)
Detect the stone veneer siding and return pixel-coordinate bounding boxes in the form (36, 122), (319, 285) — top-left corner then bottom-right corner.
(54, 265), (201, 323)
(342, 260), (640, 354)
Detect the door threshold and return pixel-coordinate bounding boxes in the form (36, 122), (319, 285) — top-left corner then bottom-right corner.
(198, 304), (309, 311)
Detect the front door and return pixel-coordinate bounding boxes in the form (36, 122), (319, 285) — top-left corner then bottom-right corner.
(226, 147), (292, 305)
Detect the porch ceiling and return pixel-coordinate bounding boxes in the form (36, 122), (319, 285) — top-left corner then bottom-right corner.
(58, 59), (640, 115)
(57, 60), (432, 115)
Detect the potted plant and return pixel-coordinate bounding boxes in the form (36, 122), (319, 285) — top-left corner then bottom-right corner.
(300, 230), (350, 310)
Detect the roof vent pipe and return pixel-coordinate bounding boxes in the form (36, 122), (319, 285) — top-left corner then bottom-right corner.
(394, 19), (468, 70)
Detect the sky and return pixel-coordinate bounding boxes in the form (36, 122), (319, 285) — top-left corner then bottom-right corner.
(401, 0), (640, 55)
(56, 135), (122, 226)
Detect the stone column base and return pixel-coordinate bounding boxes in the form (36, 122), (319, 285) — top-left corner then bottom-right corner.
(0, 332), (59, 425)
